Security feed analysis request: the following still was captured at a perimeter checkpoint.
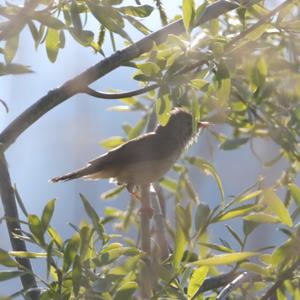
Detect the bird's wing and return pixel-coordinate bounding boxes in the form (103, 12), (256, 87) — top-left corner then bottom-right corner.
(88, 132), (174, 169)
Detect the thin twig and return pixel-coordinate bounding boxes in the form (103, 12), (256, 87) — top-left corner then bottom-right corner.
(140, 184), (153, 299)
(150, 189), (169, 260)
(83, 84), (159, 99)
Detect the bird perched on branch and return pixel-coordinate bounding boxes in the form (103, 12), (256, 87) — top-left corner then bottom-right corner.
(50, 108), (208, 192)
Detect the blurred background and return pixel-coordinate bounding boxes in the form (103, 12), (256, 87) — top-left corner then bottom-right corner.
(0, 0), (293, 296)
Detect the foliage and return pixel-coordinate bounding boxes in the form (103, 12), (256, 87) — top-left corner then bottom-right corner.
(1, 0), (300, 299)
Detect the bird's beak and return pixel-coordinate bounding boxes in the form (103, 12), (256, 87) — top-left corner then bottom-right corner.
(198, 121), (210, 129)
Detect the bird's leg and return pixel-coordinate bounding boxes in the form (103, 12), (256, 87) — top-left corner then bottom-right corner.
(126, 184), (153, 218)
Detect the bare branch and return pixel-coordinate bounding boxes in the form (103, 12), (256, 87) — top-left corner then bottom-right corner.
(0, 150), (39, 300)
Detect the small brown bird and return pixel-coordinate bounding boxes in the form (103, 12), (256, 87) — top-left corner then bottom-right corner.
(50, 108), (208, 191)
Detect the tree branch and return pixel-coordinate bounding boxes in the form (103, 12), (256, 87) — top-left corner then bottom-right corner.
(83, 84), (159, 99)
(0, 150), (39, 300)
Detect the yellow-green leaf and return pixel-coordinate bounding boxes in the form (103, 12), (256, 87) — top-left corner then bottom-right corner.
(114, 281), (138, 300)
(186, 156), (225, 206)
(156, 94), (171, 126)
(46, 28), (60, 63)
(187, 266), (209, 299)
(288, 183), (300, 207)
(217, 204), (256, 222)
(0, 249), (18, 267)
(189, 252), (258, 266)
(244, 212), (280, 224)
(100, 136), (125, 150)
(262, 189), (292, 227)
(183, 0), (195, 33)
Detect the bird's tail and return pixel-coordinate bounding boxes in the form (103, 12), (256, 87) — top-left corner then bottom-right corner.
(49, 166), (93, 183)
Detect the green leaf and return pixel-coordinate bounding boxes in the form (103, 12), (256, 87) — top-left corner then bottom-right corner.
(46, 28), (60, 62)
(119, 5), (154, 17)
(239, 262), (270, 276)
(199, 242), (233, 253)
(216, 204), (257, 222)
(244, 212), (280, 224)
(220, 137), (248, 150)
(72, 255), (82, 296)
(4, 34), (19, 63)
(79, 223), (93, 260)
(80, 194), (105, 240)
(156, 93), (171, 126)
(187, 266), (209, 299)
(33, 12), (66, 29)
(28, 214), (44, 244)
(262, 189), (292, 227)
(159, 177), (177, 193)
(235, 190), (262, 203)
(48, 226), (63, 249)
(137, 62), (160, 77)
(0, 270), (23, 281)
(189, 252), (258, 266)
(125, 15), (151, 35)
(186, 156), (225, 206)
(190, 79), (208, 89)
(70, 1), (82, 32)
(216, 78), (231, 102)
(94, 245), (139, 267)
(86, 2), (131, 41)
(63, 233), (80, 272)
(0, 63), (33, 75)
(128, 117), (147, 139)
(0, 249), (18, 267)
(246, 24), (269, 41)
(288, 183), (300, 207)
(182, 0), (195, 33)
(114, 281), (138, 300)
(100, 136), (126, 150)
(41, 199), (56, 234)
(194, 203), (210, 233)
(174, 205), (188, 268)
(101, 185), (125, 200)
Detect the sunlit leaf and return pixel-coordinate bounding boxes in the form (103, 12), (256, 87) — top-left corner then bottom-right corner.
(4, 34), (19, 63)
(46, 28), (60, 62)
(100, 136), (125, 150)
(244, 212), (280, 224)
(160, 177), (177, 193)
(187, 266), (208, 299)
(0, 249), (18, 267)
(119, 5), (154, 17)
(216, 204), (257, 222)
(220, 137), (248, 150)
(41, 199), (55, 234)
(114, 281), (138, 300)
(288, 183), (300, 207)
(186, 156), (225, 206)
(63, 233), (80, 272)
(262, 189), (292, 227)
(101, 185), (125, 200)
(156, 93), (171, 126)
(174, 205), (188, 268)
(189, 252), (259, 266)
(182, 0), (195, 33)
